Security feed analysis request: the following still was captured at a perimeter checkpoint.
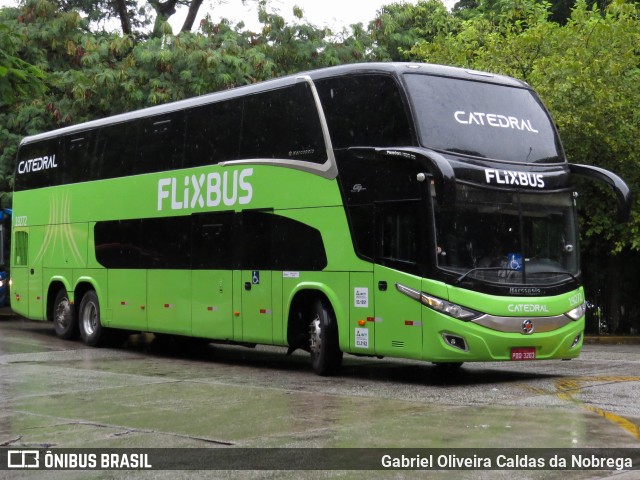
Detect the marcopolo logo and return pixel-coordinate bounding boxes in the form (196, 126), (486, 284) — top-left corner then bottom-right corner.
(158, 168), (253, 211)
(18, 155), (58, 174)
(454, 111), (539, 133)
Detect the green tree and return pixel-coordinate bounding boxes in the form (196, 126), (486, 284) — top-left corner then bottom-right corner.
(370, 0), (458, 60)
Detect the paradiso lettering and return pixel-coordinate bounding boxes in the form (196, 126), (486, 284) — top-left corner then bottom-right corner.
(158, 168), (253, 211)
(18, 155), (58, 174)
(454, 111), (539, 133)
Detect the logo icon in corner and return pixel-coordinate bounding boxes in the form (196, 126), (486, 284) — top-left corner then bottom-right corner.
(522, 319), (535, 335)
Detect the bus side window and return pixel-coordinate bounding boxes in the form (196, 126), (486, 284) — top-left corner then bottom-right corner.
(239, 210), (273, 270)
(94, 219), (142, 269)
(184, 99), (243, 168)
(240, 83), (326, 164)
(15, 138), (60, 191)
(271, 215), (327, 271)
(94, 122), (136, 180)
(375, 200), (421, 275)
(136, 112), (186, 174)
(191, 211), (236, 270)
(14, 231), (28, 266)
(63, 131), (96, 184)
(315, 75), (413, 149)
(141, 216), (191, 269)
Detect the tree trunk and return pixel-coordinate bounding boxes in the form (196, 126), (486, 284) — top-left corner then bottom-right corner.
(113, 0), (132, 35)
(181, 0), (204, 33)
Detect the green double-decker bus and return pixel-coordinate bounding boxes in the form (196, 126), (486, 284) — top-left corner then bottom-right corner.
(11, 63), (630, 374)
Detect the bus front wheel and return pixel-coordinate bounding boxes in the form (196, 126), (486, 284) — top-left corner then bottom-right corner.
(308, 299), (343, 376)
(53, 289), (77, 340)
(79, 291), (104, 347)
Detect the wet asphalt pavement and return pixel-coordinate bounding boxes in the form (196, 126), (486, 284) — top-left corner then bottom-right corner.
(1, 313), (639, 479)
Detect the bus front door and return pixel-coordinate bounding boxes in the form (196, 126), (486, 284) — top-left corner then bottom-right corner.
(373, 265), (423, 360)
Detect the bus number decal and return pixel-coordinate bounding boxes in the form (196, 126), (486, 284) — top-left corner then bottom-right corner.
(15, 216), (28, 227)
(157, 168), (253, 211)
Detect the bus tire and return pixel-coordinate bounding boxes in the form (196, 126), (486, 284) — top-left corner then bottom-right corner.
(78, 290), (104, 347)
(52, 288), (77, 340)
(308, 299), (343, 376)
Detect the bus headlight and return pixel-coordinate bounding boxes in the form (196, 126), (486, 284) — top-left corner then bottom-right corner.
(395, 283), (481, 321)
(420, 293), (482, 320)
(565, 303), (586, 321)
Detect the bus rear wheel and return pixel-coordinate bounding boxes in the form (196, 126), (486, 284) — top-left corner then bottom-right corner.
(53, 289), (77, 340)
(308, 299), (342, 376)
(79, 291), (104, 347)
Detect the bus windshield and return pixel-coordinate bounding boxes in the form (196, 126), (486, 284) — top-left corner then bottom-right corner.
(435, 185), (579, 286)
(405, 73), (563, 163)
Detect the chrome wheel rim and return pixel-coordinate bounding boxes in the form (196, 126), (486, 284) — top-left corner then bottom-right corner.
(81, 301), (98, 336)
(309, 313), (322, 355)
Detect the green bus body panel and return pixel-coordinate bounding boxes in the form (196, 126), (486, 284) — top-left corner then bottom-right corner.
(191, 270), (234, 341)
(11, 157), (585, 364)
(374, 266), (423, 359)
(447, 285), (585, 318)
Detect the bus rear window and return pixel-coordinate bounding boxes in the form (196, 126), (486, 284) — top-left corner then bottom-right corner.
(405, 74), (563, 163)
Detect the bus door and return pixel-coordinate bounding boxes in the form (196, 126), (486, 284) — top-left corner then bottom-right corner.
(191, 211), (235, 340)
(373, 201), (424, 359)
(11, 227), (29, 317)
(237, 210), (274, 344)
(27, 226), (45, 320)
(238, 269), (273, 344)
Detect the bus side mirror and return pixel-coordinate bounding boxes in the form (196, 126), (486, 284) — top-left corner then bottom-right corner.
(569, 163), (632, 223)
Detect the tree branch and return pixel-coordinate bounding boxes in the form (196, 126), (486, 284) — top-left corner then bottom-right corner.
(181, 0), (204, 33)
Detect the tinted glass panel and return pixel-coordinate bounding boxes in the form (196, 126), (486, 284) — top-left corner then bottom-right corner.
(376, 200), (421, 275)
(95, 220), (142, 268)
(435, 185), (579, 285)
(15, 138), (60, 191)
(184, 99), (243, 167)
(136, 112), (185, 174)
(316, 75), (413, 149)
(240, 210), (273, 270)
(271, 215), (327, 271)
(94, 211), (327, 271)
(14, 231), (28, 266)
(240, 83), (326, 163)
(405, 74), (562, 163)
(94, 122), (137, 179)
(63, 131), (96, 184)
(191, 211), (236, 269)
(141, 216), (191, 268)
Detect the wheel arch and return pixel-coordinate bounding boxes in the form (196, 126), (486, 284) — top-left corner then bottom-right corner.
(74, 277), (105, 322)
(46, 277), (73, 322)
(286, 282), (347, 352)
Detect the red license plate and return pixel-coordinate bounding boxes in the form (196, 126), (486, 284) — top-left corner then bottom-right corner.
(511, 347), (536, 361)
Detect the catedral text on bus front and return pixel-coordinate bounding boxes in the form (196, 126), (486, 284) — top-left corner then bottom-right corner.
(11, 63), (631, 374)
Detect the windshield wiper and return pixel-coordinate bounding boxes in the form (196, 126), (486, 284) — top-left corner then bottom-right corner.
(453, 267), (511, 285)
(452, 268), (579, 285)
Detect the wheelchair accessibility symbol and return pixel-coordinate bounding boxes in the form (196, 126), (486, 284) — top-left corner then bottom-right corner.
(252, 271), (260, 285)
(508, 253), (523, 271)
